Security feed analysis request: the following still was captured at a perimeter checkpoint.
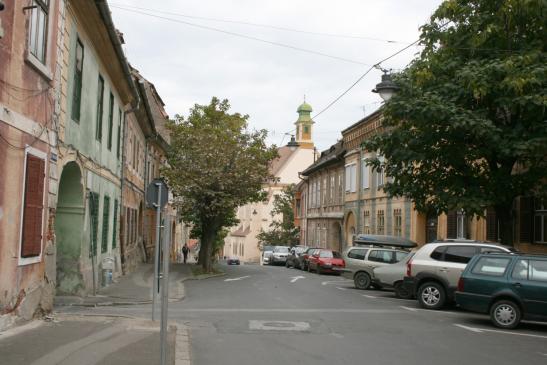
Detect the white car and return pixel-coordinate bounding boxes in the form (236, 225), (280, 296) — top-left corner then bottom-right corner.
(262, 246), (274, 265)
(372, 252), (415, 298)
(270, 246), (290, 265)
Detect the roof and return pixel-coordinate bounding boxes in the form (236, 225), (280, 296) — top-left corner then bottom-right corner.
(270, 146), (296, 176)
(297, 102), (313, 113)
(341, 108), (383, 135)
(301, 141), (345, 176)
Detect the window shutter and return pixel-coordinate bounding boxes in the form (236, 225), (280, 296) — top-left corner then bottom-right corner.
(112, 200), (118, 248)
(519, 197), (534, 243)
(21, 155), (45, 258)
(446, 210), (457, 239)
(101, 196), (110, 253)
(89, 192), (99, 257)
(486, 207), (499, 241)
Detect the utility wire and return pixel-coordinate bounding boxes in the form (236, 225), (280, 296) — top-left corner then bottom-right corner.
(110, 3), (411, 44)
(110, 5), (378, 66)
(312, 39), (420, 119)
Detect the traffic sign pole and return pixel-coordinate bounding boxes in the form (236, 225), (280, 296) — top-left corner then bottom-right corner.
(160, 215), (171, 365)
(152, 182), (162, 321)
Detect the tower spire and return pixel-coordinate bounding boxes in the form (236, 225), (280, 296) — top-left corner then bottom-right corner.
(294, 99), (314, 149)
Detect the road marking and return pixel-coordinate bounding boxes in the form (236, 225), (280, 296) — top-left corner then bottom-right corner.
(249, 320), (310, 332)
(400, 306), (419, 312)
(290, 276), (305, 283)
(322, 279), (352, 286)
(454, 324), (547, 339)
(362, 294), (377, 299)
(224, 275), (250, 282)
(336, 287), (348, 291)
(331, 333), (345, 339)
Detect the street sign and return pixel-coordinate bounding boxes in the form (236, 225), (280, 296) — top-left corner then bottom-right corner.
(146, 178), (168, 209)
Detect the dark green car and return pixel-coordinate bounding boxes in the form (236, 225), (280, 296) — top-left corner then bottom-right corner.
(455, 253), (547, 329)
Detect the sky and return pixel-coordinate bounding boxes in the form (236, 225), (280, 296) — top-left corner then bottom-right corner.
(110, 0), (444, 151)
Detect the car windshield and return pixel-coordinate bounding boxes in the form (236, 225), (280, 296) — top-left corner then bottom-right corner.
(274, 247), (289, 253)
(263, 246), (273, 252)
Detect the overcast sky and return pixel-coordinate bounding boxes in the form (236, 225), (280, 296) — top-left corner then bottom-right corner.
(110, 0), (444, 151)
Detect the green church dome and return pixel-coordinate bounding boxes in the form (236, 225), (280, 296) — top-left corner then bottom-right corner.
(297, 102), (312, 113)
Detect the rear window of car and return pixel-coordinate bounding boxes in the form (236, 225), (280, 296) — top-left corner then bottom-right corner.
(368, 250), (393, 263)
(263, 246), (273, 252)
(530, 260), (547, 282)
(471, 257), (510, 276)
(394, 251), (408, 262)
(347, 248), (367, 260)
(319, 251), (333, 258)
(430, 246), (445, 261)
(444, 246), (477, 263)
(333, 251), (341, 258)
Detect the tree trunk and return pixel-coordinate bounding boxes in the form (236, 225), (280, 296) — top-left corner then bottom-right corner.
(495, 203), (514, 247)
(199, 219), (218, 272)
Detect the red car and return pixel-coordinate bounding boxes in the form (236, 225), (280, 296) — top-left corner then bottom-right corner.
(308, 250), (345, 274)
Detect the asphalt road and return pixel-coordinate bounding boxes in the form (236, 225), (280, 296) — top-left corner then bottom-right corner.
(60, 263), (547, 365)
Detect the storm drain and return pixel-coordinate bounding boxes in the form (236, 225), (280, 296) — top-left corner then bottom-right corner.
(249, 320), (310, 332)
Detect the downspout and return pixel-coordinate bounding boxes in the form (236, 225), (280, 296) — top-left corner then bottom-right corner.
(356, 146), (363, 236)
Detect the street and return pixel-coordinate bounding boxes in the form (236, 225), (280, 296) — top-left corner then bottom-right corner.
(57, 263), (547, 365)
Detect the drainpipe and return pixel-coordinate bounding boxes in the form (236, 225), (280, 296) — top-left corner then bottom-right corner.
(356, 146), (363, 236)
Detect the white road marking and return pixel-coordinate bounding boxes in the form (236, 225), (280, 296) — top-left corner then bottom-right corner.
(331, 333), (345, 339)
(362, 294), (377, 299)
(249, 320), (310, 332)
(400, 306), (419, 312)
(290, 276), (305, 283)
(336, 287), (348, 291)
(454, 324), (547, 339)
(224, 275), (251, 282)
(322, 279), (352, 286)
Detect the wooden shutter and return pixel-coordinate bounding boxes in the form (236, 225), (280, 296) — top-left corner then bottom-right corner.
(21, 155), (45, 258)
(446, 210), (457, 239)
(112, 200), (118, 248)
(519, 197), (534, 243)
(90, 192), (99, 257)
(486, 207), (499, 241)
(101, 196), (110, 253)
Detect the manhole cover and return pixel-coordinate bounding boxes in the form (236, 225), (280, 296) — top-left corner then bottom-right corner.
(249, 320), (310, 331)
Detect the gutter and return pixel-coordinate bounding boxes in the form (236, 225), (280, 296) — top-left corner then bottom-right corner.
(94, 0), (140, 110)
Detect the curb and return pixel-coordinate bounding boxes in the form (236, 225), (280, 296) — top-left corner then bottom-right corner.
(174, 322), (191, 365)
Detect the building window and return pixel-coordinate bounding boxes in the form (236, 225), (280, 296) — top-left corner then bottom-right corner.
(362, 159), (370, 189)
(89, 192), (100, 257)
(322, 176), (327, 206)
(329, 174), (335, 205)
(337, 171), (343, 203)
(394, 209), (402, 237)
(95, 75), (104, 140)
(345, 164), (356, 193)
(107, 93), (114, 150)
(447, 209), (467, 239)
(377, 210), (385, 235)
(376, 166), (384, 188)
(364, 211), (370, 234)
(28, 0), (49, 64)
(112, 200), (118, 249)
(534, 200), (547, 243)
(19, 150), (46, 264)
(117, 109), (123, 158)
(71, 39), (84, 122)
(101, 196), (110, 253)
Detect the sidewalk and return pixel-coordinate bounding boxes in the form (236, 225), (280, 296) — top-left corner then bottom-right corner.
(55, 262), (193, 308)
(0, 314), (189, 365)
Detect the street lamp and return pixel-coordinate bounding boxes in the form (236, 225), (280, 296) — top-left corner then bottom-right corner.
(287, 135), (299, 151)
(372, 71), (399, 102)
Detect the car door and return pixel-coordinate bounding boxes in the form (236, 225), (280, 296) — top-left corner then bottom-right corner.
(511, 258), (547, 317)
(345, 248), (368, 273)
(437, 246), (478, 289)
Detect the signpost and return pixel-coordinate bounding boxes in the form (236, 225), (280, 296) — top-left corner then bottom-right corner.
(145, 179), (170, 365)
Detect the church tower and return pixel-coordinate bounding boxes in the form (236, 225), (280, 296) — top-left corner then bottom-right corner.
(294, 99), (314, 149)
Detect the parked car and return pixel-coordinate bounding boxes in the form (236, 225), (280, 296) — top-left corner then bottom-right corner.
(270, 246), (290, 265)
(403, 240), (516, 310)
(227, 256), (240, 265)
(372, 252), (415, 298)
(299, 247), (320, 271)
(342, 245), (410, 290)
(308, 249), (345, 274)
(262, 245), (274, 265)
(455, 253), (547, 329)
(286, 246), (307, 268)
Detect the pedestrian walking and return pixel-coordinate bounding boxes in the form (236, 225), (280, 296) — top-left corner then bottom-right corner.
(182, 243), (189, 264)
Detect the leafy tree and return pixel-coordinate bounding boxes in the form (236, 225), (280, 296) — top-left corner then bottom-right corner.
(164, 98), (278, 272)
(257, 184), (300, 246)
(364, 0), (547, 245)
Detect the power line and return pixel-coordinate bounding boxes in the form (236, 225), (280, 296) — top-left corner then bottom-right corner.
(110, 5), (377, 66)
(312, 39), (420, 120)
(110, 3), (412, 45)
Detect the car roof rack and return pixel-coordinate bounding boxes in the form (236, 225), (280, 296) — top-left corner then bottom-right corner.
(353, 234), (418, 249)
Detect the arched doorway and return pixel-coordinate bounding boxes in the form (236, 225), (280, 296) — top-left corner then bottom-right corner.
(55, 162), (85, 295)
(345, 211), (356, 246)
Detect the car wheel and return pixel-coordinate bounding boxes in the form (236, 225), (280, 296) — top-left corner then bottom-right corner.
(285, 261), (289, 268)
(354, 272), (371, 290)
(308, 263), (313, 273)
(418, 282), (446, 310)
(394, 281), (412, 299)
(490, 300), (521, 329)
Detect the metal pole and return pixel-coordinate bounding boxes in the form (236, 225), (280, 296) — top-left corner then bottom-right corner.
(152, 183), (162, 321)
(160, 215), (171, 365)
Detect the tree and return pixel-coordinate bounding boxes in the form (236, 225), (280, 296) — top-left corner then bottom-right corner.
(164, 98), (278, 272)
(257, 184), (300, 247)
(364, 0), (547, 245)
